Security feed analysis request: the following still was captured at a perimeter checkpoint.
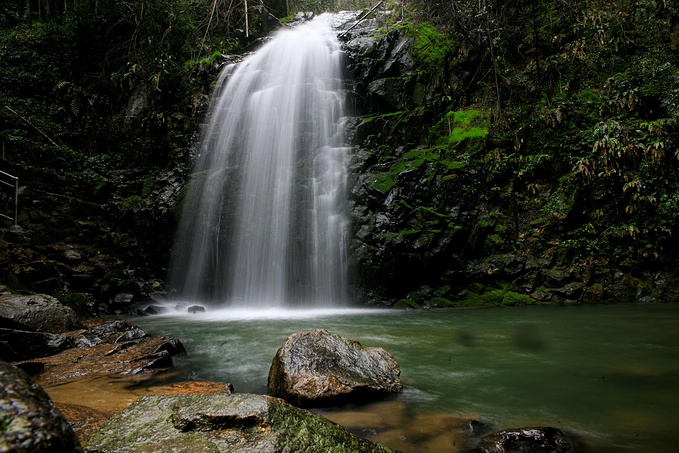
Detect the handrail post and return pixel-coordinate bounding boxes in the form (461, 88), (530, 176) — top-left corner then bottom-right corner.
(0, 170), (19, 225)
(14, 177), (18, 225)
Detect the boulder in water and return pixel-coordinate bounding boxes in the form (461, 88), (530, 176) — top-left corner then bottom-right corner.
(84, 393), (394, 452)
(268, 329), (402, 406)
(473, 426), (584, 453)
(187, 305), (205, 313)
(0, 360), (83, 452)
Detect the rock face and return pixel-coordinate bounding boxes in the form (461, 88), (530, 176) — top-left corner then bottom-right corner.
(268, 329), (402, 406)
(0, 360), (83, 452)
(84, 393), (395, 453)
(0, 293), (84, 333)
(473, 427), (583, 453)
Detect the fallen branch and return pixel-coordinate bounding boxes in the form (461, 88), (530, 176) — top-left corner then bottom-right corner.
(339, 0), (385, 38)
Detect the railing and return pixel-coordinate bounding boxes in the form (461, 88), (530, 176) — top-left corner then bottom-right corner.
(0, 170), (18, 225)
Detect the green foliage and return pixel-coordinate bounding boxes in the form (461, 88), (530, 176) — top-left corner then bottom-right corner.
(0, 0), (266, 198)
(57, 293), (88, 310)
(406, 23), (457, 71)
(429, 109), (489, 151)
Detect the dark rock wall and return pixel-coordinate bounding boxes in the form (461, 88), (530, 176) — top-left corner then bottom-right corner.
(340, 18), (679, 307)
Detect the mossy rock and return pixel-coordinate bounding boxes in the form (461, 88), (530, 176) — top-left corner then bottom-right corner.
(393, 298), (421, 309)
(425, 297), (455, 308)
(462, 289), (535, 307)
(84, 393), (395, 453)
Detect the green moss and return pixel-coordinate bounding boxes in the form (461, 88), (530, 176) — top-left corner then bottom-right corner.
(121, 195), (143, 212)
(430, 109), (490, 150)
(141, 178), (156, 197)
(393, 298), (421, 309)
(102, 270), (125, 283)
(461, 288), (536, 307)
(406, 23), (457, 70)
(426, 297), (455, 308)
(58, 293), (88, 308)
(384, 229), (420, 244)
(434, 285), (451, 297)
(0, 269), (22, 291)
(367, 172), (395, 193)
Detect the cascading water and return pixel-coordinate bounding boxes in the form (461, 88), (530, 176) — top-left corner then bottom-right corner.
(168, 15), (350, 309)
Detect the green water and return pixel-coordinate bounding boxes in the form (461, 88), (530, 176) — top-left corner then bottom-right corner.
(132, 304), (679, 452)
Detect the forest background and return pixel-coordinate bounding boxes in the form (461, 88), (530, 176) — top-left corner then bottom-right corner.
(1, 0), (678, 312)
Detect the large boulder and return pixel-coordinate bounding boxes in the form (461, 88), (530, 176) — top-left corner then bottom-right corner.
(0, 293), (84, 333)
(0, 360), (83, 452)
(84, 393), (396, 453)
(268, 329), (403, 406)
(473, 427), (583, 453)
(0, 328), (75, 362)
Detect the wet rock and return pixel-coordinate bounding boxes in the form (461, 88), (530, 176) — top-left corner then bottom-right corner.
(84, 393), (395, 453)
(268, 329), (403, 406)
(153, 336), (187, 356)
(28, 334), (184, 386)
(54, 402), (114, 445)
(552, 282), (585, 300)
(473, 426), (583, 453)
(187, 305), (205, 313)
(144, 304), (169, 315)
(0, 328), (76, 361)
(83, 319), (149, 345)
(0, 293), (85, 333)
(0, 360), (83, 452)
(18, 320), (186, 386)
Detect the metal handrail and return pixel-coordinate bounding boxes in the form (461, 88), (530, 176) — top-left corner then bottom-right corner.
(0, 170), (18, 225)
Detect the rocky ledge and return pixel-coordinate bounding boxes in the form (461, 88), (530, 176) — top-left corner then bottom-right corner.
(84, 393), (396, 453)
(0, 286), (185, 383)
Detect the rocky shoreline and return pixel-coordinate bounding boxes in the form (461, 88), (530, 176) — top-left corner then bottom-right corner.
(1, 288), (586, 452)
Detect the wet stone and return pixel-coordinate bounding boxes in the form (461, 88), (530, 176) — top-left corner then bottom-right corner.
(268, 329), (403, 406)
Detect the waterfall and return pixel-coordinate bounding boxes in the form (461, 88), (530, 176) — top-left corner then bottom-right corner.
(168, 15), (349, 309)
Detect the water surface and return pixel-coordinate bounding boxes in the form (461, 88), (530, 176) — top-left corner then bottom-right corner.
(133, 304), (679, 452)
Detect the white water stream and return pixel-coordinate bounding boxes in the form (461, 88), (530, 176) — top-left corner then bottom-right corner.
(168, 15), (350, 308)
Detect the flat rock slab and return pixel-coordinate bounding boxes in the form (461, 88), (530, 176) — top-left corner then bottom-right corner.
(84, 393), (396, 453)
(29, 335), (183, 386)
(5, 319), (186, 386)
(268, 329), (402, 406)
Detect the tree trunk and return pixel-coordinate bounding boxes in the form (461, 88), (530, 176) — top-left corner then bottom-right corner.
(244, 0), (249, 38)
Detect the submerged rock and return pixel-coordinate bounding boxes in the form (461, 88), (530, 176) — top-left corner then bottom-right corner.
(0, 293), (84, 333)
(0, 360), (83, 452)
(268, 329), (402, 406)
(473, 426), (583, 453)
(84, 393), (395, 453)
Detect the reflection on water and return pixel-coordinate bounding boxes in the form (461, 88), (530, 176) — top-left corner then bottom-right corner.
(130, 304), (679, 452)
